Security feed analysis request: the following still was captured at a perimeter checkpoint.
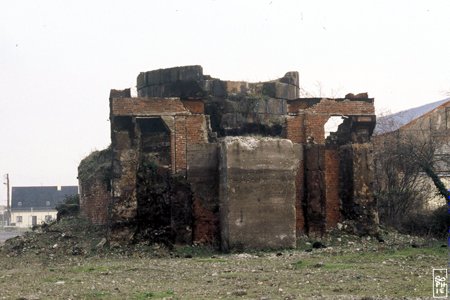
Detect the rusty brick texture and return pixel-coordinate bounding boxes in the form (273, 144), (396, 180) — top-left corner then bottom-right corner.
(79, 179), (109, 225)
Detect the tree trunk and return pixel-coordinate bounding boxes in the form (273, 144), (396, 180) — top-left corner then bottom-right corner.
(422, 165), (450, 202)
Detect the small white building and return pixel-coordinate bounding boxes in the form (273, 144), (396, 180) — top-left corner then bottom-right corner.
(10, 186), (78, 228)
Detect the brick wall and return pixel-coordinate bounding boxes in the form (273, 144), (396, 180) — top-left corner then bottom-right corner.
(111, 97), (189, 116)
(303, 144), (344, 235)
(287, 100), (310, 114)
(304, 114), (329, 144)
(304, 144), (326, 235)
(105, 83), (378, 244)
(172, 115), (208, 174)
(187, 144), (220, 245)
(305, 100), (374, 144)
(185, 115), (208, 144)
(286, 114), (305, 143)
(192, 196), (219, 244)
(110, 97), (208, 175)
(308, 99), (375, 115)
(79, 179), (109, 225)
(174, 116), (187, 174)
(324, 146), (340, 229)
(182, 99), (205, 114)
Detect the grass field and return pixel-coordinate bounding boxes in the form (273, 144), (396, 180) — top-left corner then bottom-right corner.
(0, 219), (446, 299)
(0, 243), (446, 299)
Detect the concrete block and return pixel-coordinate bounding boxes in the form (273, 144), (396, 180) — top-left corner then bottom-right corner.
(219, 137), (300, 250)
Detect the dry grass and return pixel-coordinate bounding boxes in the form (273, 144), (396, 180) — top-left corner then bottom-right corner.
(0, 219), (446, 299)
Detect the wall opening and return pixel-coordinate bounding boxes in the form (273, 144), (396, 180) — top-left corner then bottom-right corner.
(324, 116), (345, 139)
(137, 118), (171, 168)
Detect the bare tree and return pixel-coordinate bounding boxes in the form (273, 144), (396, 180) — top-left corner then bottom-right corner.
(374, 123), (449, 232)
(374, 132), (426, 227)
(399, 132), (450, 200)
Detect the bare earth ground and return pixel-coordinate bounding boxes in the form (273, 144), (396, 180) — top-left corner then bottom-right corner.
(0, 218), (447, 300)
(0, 231), (24, 244)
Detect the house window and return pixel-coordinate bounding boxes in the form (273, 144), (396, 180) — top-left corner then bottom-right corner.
(46, 201), (50, 206)
(18, 201), (22, 207)
(16, 216), (23, 223)
(44, 215), (53, 223)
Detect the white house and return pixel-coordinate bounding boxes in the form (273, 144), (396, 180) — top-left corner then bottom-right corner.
(10, 186), (78, 228)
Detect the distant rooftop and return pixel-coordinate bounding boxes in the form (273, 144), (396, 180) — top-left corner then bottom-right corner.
(375, 98), (450, 133)
(11, 186), (78, 211)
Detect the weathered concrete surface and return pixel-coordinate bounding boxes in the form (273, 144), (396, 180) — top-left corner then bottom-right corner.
(136, 66), (299, 137)
(219, 137), (300, 251)
(137, 65), (205, 98)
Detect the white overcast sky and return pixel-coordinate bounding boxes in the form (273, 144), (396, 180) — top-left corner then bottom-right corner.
(1, 0), (449, 203)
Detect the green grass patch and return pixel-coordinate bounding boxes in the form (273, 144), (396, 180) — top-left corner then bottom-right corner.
(42, 276), (67, 283)
(292, 260), (352, 270)
(327, 245), (446, 264)
(173, 245), (217, 257)
(387, 245), (447, 256)
(133, 290), (175, 299)
(71, 265), (111, 273)
(83, 290), (110, 299)
(194, 258), (227, 263)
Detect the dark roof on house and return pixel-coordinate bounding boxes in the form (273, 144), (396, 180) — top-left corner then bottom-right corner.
(375, 98), (450, 133)
(11, 186), (78, 211)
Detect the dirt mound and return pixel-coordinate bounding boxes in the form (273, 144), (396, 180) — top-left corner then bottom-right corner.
(1, 217), (107, 258)
(0, 216), (177, 260)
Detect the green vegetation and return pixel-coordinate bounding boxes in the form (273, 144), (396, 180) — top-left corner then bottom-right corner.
(78, 146), (112, 184)
(173, 244), (217, 258)
(134, 290), (175, 299)
(0, 241), (445, 299)
(194, 257), (227, 263)
(55, 194), (80, 219)
(83, 290), (111, 299)
(1, 211), (446, 299)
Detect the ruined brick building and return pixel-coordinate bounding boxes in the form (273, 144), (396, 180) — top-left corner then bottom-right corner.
(79, 65), (379, 250)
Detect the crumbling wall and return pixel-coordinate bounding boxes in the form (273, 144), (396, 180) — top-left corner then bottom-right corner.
(79, 66), (379, 250)
(109, 91), (210, 243)
(299, 144), (342, 236)
(337, 116), (379, 236)
(286, 98), (375, 144)
(304, 144), (326, 235)
(285, 98), (376, 236)
(219, 137), (300, 251)
(78, 148), (112, 225)
(134, 158), (193, 245)
(339, 143), (378, 235)
(187, 143), (220, 245)
(324, 145), (341, 230)
(136, 65), (299, 137)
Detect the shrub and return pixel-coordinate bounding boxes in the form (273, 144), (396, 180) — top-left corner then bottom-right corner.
(400, 205), (449, 238)
(56, 195), (80, 221)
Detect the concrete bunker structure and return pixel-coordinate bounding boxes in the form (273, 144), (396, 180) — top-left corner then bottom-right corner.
(79, 65), (378, 250)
